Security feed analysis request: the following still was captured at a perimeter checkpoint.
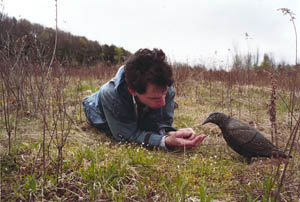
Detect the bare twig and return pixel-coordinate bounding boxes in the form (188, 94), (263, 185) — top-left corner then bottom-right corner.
(278, 8), (298, 65)
(275, 112), (300, 202)
(47, 0), (58, 77)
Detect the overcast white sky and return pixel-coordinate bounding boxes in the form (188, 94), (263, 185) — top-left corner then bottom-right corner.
(2, 0), (300, 67)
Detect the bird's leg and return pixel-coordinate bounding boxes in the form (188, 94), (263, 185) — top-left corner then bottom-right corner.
(247, 157), (252, 164)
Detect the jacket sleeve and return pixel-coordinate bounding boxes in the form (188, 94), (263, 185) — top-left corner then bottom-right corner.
(100, 83), (165, 148)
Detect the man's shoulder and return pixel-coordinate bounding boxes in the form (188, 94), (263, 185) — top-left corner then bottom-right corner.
(101, 66), (126, 94)
(100, 79), (131, 104)
(100, 78), (134, 120)
(101, 81), (116, 93)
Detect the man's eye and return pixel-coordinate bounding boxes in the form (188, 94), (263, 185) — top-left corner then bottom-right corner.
(149, 97), (160, 100)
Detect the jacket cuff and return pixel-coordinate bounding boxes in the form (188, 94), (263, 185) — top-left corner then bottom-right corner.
(159, 135), (167, 148)
(159, 127), (177, 150)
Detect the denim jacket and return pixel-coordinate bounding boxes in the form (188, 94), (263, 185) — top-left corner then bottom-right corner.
(82, 65), (176, 148)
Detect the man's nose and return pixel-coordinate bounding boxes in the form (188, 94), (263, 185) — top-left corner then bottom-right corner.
(158, 96), (166, 106)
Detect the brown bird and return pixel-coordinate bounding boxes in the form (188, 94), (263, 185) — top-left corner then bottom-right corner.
(202, 112), (291, 164)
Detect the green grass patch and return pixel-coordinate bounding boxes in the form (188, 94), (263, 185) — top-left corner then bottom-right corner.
(1, 71), (299, 201)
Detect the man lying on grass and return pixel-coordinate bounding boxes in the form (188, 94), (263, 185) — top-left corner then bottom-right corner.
(82, 48), (206, 150)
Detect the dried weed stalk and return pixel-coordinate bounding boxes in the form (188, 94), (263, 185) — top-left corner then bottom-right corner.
(278, 8), (298, 65)
(268, 72), (278, 146)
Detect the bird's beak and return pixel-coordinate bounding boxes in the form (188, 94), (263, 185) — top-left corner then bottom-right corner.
(202, 118), (209, 125)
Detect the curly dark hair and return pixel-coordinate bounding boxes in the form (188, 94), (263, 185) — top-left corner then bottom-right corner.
(124, 48), (174, 94)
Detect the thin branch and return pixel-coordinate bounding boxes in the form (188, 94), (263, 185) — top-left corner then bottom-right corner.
(47, 0), (58, 77)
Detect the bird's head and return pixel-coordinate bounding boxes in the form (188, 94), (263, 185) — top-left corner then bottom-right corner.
(202, 112), (229, 126)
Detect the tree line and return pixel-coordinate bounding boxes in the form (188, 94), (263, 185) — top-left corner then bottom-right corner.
(0, 12), (131, 66)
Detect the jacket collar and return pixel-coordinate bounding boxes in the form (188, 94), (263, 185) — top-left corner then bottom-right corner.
(112, 65), (126, 88)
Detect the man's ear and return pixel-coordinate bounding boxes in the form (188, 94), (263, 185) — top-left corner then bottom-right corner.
(128, 88), (138, 96)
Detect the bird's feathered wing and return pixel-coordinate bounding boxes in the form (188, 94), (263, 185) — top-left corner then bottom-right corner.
(223, 118), (280, 158)
(225, 119), (257, 144)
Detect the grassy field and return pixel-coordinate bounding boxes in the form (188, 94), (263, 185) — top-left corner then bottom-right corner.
(1, 65), (300, 201)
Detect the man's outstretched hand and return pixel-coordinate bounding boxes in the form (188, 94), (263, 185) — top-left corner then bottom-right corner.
(165, 128), (207, 148)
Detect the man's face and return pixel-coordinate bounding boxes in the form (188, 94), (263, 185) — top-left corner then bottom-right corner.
(130, 84), (168, 109)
